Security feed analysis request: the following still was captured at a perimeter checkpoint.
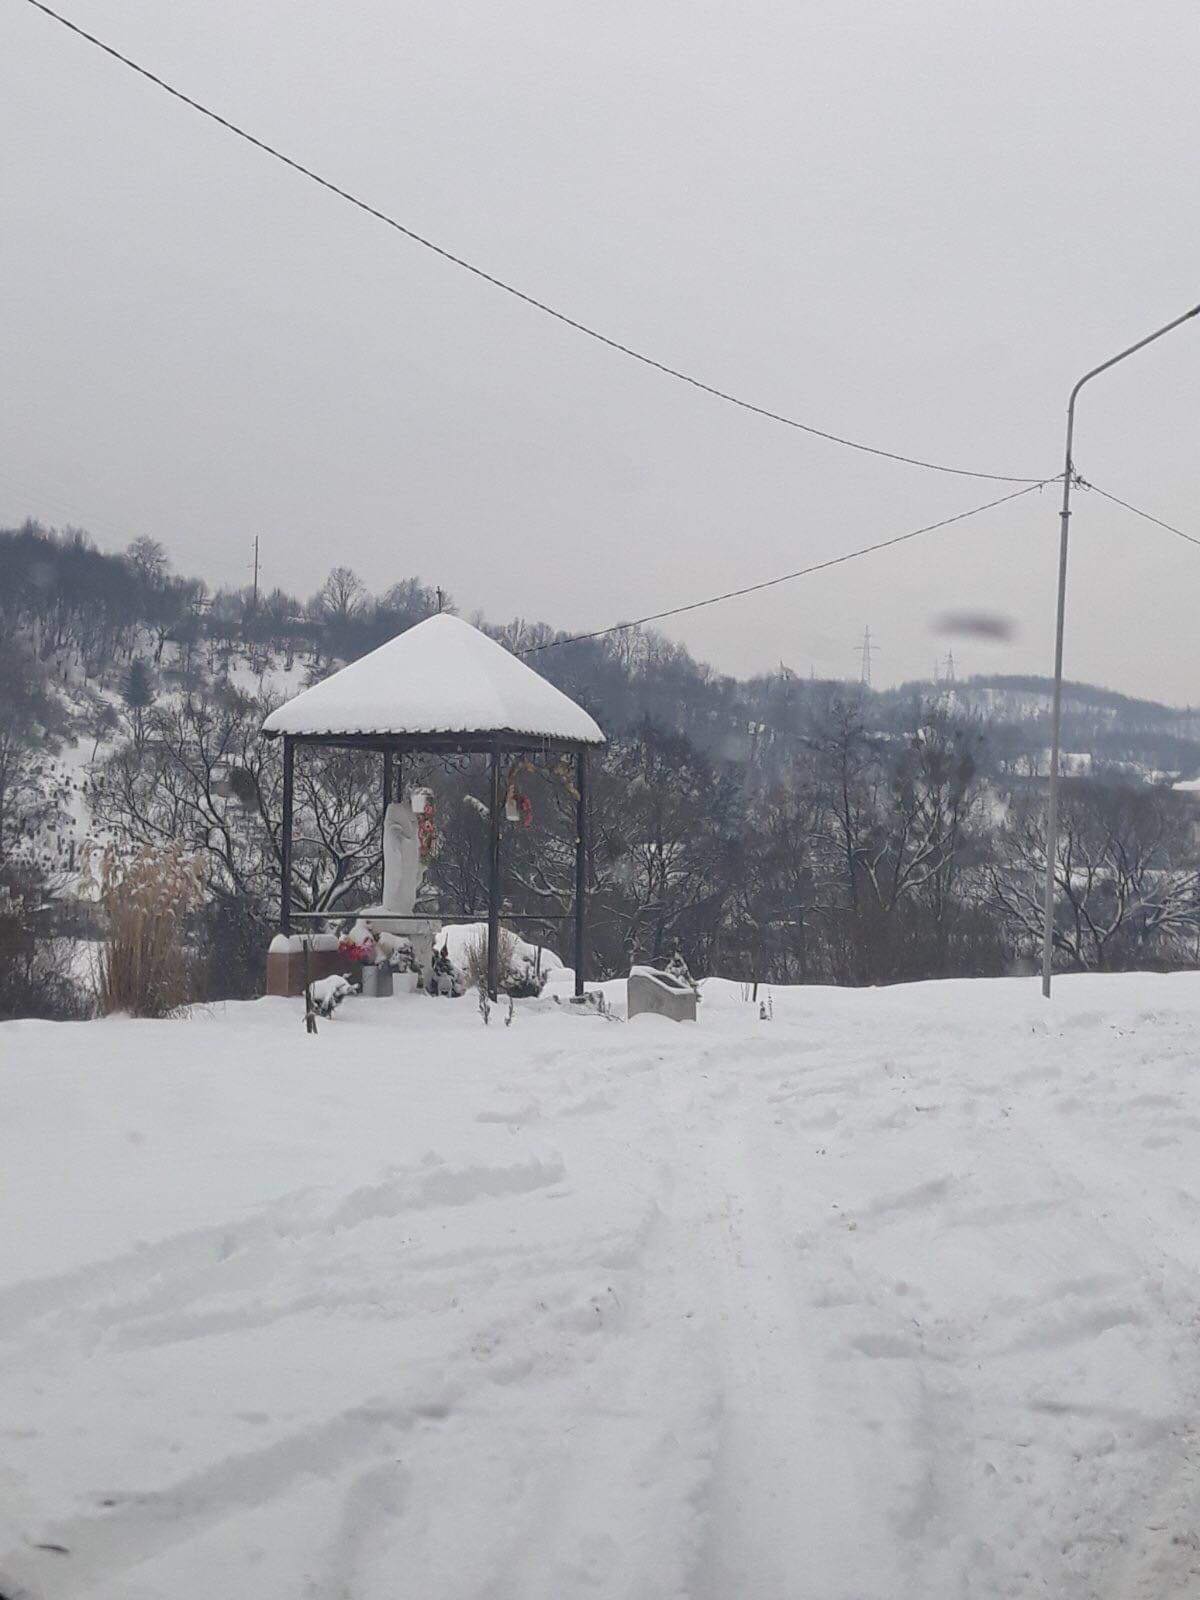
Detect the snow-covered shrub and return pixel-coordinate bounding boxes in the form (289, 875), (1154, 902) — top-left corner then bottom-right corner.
(456, 925), (551, 998)
(310, 974), (354, 1017)
(372, 930), (416, 972)
(90, 844), (204, 1018)
(428, 940), (463, 997)
(665, 947), (700, 993)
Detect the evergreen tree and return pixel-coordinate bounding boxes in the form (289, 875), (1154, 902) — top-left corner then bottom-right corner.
(121, 658), (155, 749)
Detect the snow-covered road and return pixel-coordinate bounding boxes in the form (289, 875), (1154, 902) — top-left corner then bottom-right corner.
(4, 973), (1200, 1598)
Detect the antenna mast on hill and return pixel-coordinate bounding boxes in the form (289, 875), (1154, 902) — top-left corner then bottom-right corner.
(944, 649), (956, 683)
(251, 536), (260, 613)
(857, 626), (878, 687)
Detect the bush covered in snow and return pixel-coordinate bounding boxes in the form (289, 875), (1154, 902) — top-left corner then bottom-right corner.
(438, 924), (559, 999)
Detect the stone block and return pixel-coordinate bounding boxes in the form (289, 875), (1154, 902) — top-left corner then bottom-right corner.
(627, 965), (698, 1022)
(266, 937), (361, 998)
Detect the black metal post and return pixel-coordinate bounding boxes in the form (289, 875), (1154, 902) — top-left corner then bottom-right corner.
(487, 747), (502, 1000)
(574, 748), (589, 998)
(303, 935), (317, 1034)
(281, 735), (295, 935)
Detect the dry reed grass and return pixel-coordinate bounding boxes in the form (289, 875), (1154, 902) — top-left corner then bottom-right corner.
(461, 926), (521, 993)
(90, 844), (204, 1017)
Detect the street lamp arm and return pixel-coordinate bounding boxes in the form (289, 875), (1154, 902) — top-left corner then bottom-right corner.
(1068, 304), (1200, 418)
(1041, 302), (1200, 997)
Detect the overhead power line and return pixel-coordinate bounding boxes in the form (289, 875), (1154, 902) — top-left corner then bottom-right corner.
(519, 478), (1054, 655)
(1075, 477), (1200, 550)
(24, 0), (1044, 486)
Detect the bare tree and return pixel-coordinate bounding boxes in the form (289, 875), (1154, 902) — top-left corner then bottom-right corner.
(728, 781), (823, 985)
(125, 536), (168, 587)
(991, 779), (1200, 970)
(0, 638), (72, 866)
(91, 689), (383, 921)
(806, 698), (989, 981)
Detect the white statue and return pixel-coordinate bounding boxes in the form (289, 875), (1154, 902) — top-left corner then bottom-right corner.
(381, 791), (439, 979)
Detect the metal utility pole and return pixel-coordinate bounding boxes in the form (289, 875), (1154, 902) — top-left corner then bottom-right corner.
(252, 536), (259, 612)
(574, 749), (589, 999)
(1041, 302), (1200, 998)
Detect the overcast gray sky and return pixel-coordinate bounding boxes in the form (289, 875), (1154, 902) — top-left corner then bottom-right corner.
(2, 0), (1197, 699)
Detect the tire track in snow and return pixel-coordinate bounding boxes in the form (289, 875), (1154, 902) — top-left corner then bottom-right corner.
(0, 1402), (423, 1595)
(0, 1156), (566, 1345)
(397, 1042), (730, 1600)
(656, 1054), (895, 1600)
(1009, 1067), (1200, 1600)
(477, 1196), (721, 1600)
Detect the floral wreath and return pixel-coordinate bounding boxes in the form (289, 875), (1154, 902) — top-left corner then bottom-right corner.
(505, 772), (533, 828)
(417, 797), (437, 859)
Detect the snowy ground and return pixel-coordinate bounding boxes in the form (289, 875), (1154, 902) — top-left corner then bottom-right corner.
(4, 972), (1200, 1598)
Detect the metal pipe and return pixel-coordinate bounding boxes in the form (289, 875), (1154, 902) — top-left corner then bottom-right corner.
(487, 747), (502, 1000)
(285, 910), (571, 923)
(574, 748), (589, 998)
(280, 735), (295, 935)
(1041, 302), (1200, 997)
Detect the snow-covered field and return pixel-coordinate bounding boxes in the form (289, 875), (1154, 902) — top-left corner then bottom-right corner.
(4, 972), (1200, 1598)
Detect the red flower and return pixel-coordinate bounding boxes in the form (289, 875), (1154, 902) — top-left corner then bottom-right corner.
(338, 938), (374, 964)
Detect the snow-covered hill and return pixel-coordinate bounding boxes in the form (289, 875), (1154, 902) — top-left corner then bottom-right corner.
(3, 971), (1199, 1597)
(17, 640), (313, 885)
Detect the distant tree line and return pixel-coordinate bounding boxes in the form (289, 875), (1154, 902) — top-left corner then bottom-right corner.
(4, 516), (1200, 1015)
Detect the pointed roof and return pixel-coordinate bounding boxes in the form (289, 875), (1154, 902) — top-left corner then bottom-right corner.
(261, 614), (605, 745)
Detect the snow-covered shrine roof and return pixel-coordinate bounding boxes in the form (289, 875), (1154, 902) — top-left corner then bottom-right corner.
(261, 614), (605, 747)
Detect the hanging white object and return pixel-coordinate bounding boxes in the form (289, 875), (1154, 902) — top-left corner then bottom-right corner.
(505, 793), (520, 822)
(409, 787), (433, 815)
